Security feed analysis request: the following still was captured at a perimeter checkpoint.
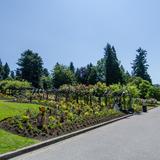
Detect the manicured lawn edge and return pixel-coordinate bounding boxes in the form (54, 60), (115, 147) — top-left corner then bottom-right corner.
(0, 129), (39, 155)
(0, 99), (40, 121)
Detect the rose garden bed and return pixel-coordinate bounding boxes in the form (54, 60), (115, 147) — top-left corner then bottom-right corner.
(0, 109), (125, 141)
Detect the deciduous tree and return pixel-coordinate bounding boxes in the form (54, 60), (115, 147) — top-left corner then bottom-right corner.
(52, 63), (75, 88)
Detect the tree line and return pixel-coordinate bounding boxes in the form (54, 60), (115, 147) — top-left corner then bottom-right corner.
(0, 43), (152, 89)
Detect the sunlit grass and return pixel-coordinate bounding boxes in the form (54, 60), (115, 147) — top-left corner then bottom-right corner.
(0, 100), (40, 121)
(0, 129), (39, 154)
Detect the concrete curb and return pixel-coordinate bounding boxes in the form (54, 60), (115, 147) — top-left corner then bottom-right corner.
(0, 114), (133, 160)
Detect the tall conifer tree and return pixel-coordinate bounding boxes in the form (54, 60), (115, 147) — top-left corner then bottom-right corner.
(3, 63), (10, 79)
(104, 43), (122, 85)
(0, 59), (4, 80)
(132, 47), (151, 83)
(17, 50), (43, 88)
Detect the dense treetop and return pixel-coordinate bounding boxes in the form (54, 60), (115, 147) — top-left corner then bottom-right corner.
(17, 50), (43, 88)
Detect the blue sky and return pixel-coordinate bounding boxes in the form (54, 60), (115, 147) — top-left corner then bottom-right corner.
(0, 0), (160, 84)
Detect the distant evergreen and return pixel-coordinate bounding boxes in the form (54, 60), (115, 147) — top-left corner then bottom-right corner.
(17, 50), (43, 88)
(75, 63), (98, 85)
(0, 59), (4, 80)
(10, 71), (15, 79)
(3, 63), (10, 79)
(43, 68), (49, 77)
(96, 58), (105, 82)
(132, 47), (151, 83)
(69, 62), (75, 73)
(104, 43), (123, 85)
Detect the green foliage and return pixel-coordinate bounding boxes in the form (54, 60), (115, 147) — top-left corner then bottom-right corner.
(0, 81), (158, 144)
(40, 76), (52, 90)
(75, 67), (87, 84)
(0, 100), (39, 121)
(3, 63), (10, 79)
(15, 68), (22, 80)
(104, 44), (123, 85)
(21, 115), (29, 123)
(0, 59), (4, 80)
(96, 58), (105, 82)
(0, 60), (11, 80)
(43, 68), (49, 77)
(75, 63), (98, 85)
(129, 77), (143, 88)
(48, 116), (57, 129)
(129, 77), (153, 98)
(17, 120), (24, 130)
(93, 82), (107, 96)
(120, 65), (131, 84)
(60, 84), (75, 94)
(132, 47), (151, 83)
(126, 83), (139, 98)
(69, 62), (75, 73)
(17, 50), (43, 88)
(139, 80), (152, 98)
(0, 80), (31, 93)
(133, 103), (142, 113)
(87, 64), (98, 85)
(148, 86), (160, 101)
(109, 84), (121, 94)
(52, 63), (75, 88)
(10, 71), (15, 79)
(49, 115), (56, 122)
(0, 129), (38, 154)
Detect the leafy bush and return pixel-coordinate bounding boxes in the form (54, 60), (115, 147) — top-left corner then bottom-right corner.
(21, 115), (29, 123)
(126, 83), (139, 98)
(0, 80), (31, 94)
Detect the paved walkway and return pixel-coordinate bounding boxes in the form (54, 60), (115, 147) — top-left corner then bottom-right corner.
(11, 107), (160, 160)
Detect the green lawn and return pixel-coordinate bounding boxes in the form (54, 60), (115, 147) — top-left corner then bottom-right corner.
(0, 129), (39, 154)
(0, 100), (40, 121)
(0, 100), (40, 154)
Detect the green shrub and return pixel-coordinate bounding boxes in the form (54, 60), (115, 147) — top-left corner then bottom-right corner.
(21, 115), (29, 123)
(0, 80), (31, 94)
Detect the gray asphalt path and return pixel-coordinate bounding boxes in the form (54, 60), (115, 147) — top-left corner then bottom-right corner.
(11, 107), (160, 160)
